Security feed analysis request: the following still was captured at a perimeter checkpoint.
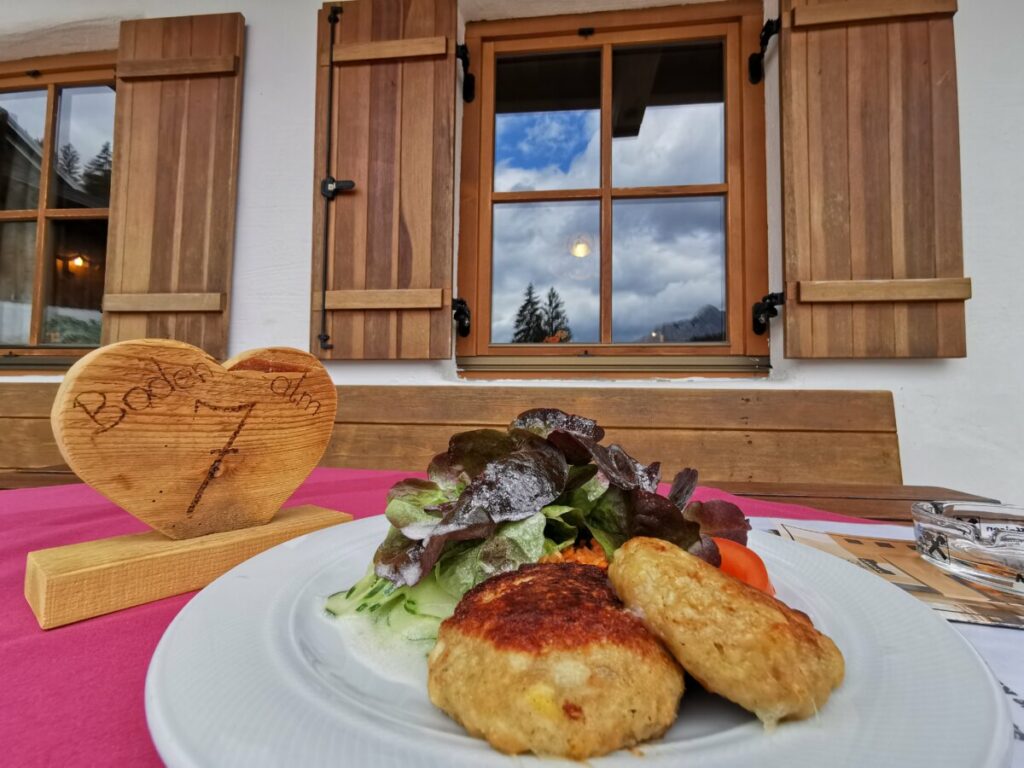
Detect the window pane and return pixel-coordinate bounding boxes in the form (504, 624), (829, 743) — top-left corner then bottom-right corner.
(494, 51), (600, 192)
(612, 197), (725, 343)
(612, 41), (724, 187)
(42, 219), (106, 346)
(491, 201), (599, 344)
(0, 90), (48, 210)
(0, 221), (37, 344)
(54, 86), (115, 208)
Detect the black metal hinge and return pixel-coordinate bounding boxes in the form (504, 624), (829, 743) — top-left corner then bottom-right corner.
(748, 17), (781, 85)
(320, 176), (355, 200)
(752, 292), (785, 335)
(455, 44), (475, 103)
(452, 298), (471, 337)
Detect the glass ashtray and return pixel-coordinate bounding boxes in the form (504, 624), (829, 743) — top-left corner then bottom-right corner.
(911, 501), (1024, 596)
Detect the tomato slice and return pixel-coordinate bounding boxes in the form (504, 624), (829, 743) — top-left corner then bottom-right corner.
(711, 536), (775, 596)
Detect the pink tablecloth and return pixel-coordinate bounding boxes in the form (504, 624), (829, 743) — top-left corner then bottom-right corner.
(0, 467), (872, 767)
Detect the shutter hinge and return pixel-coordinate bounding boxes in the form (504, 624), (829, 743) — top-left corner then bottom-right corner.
(453, 298), (471, 337)
(320, 176), (355, 200)
(752, 292), (785, 335)
(748, 17), (781, 85)
(455, 44), (475, 103)
(317, 4), (344, 352)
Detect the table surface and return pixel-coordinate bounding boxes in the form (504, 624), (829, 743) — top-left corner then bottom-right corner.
(1, 468), (1019, 767)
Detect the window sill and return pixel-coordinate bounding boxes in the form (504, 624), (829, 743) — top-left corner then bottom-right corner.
(0, 348), (94, 373)
(456, 354), (770, 379)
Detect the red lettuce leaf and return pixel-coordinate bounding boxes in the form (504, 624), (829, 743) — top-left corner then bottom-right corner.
(427, 429), (518, 494)
(627, 488), (702, 552)
(373, 526), (429, 586)
(687, 535), (722, 567)
(682, 499), (751, 546)
(510, 408), (605, 442)
(375, 434), (568, 586)
(547, 430), (660, 491)
(668, 468), (699, 509)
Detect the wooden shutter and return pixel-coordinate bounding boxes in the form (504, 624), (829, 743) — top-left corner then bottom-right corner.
(102, 13), (245, 361)
(781, 0), (970, 358)
(311, 0), (455, 360)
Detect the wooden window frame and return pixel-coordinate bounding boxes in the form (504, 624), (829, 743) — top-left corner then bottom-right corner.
(456, 1), (769, 376)
(0, 50), (116, 365)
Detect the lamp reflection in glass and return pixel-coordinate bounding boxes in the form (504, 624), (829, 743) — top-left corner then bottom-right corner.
(569, 235), (592, 259)
(57, 251), (89, 276)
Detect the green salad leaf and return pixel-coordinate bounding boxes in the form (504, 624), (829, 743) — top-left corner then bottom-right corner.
(435, 512), (547, 598)
(585, 486), (631, 556)
(383, 479), (446, 539)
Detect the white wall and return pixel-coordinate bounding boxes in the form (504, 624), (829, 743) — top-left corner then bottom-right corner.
(4, 0), (1022, 503)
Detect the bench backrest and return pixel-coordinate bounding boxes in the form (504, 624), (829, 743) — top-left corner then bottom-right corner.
(0, 384), (902, 486)
(326, 386), (902, 485)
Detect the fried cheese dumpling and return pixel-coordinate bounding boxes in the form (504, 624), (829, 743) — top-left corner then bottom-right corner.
(608, 537), (844, 727)
(427, 563), (684, 759)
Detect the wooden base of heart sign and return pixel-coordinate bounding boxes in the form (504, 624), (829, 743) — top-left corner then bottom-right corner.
(26, 339), (346, 629)
(25, 504), (351, 629)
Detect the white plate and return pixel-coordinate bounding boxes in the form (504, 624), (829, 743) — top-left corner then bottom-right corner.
(146, 516), (1013, 768)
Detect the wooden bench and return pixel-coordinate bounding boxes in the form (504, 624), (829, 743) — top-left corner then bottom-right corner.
(1, 383), (996, 520)
(326, 386), (903, 485)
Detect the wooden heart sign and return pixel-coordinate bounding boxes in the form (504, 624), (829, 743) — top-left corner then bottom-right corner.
(51, 340), (337, 539)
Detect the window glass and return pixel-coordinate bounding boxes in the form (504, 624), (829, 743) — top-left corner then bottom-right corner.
(491, 201), (600, 344)
(494, 51), (600, 192)
(612, 196), (725, 343)
(54, 85), (115, 208)
(42, 219), (106, 345)
(0, 90), (48, 210)
(612, 41), (724, 188)
(0, 221), (38, 344)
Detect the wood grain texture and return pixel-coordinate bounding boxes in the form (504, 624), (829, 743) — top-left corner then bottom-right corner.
(712, 482), (994, 522)
(332, 35), (447, 62)
(0, 467), (77, 490)
(322, 385), (902, 484)
(332, 385), (898, 431)
(0, 419), (63, 469)
(799, 278), (971, 302)
(24, 504), (351, 629)
(313, 288), (443, 310)
(792, 0), (957, 28)
(311, 0), (455, 360)
(324, 424), (902, 484)
(0, 50), (117, 79)
(467, 0), (761, 39)
(713, 481), (996, 502)
(103, 13), (245, 360)
(2, 381), (901, 485)
(116, 54), (238, 79)
(103, 292), (226, 312)
(51, 340), (337, 539)
(781, 0), (967, 358)
(28, 84), (59, 346)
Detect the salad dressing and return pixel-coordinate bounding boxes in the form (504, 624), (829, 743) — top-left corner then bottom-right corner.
(332, 613), (429, 688)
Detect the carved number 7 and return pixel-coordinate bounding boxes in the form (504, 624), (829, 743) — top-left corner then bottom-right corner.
(186, 399), (257, 518)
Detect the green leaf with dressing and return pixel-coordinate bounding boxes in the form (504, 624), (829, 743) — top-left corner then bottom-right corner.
(434, 512), (547, 599)
(383, 479), (447, 539)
